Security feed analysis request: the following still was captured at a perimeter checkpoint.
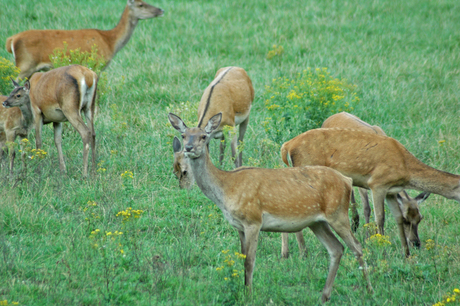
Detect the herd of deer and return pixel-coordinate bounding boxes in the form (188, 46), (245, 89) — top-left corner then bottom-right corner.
(1, 0), (459, 303)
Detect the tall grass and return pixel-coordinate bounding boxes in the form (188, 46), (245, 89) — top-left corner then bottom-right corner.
(0, 0), (459, 305)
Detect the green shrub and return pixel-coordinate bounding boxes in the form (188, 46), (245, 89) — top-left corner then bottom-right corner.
(0, 57), (20, 95)
(263, 67), (359, 143)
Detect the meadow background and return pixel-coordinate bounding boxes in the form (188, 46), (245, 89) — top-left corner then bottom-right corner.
(1, 0), (460, 305)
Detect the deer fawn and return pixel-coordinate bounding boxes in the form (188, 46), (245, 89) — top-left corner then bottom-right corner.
(281, 112), (431, 258)
(169, 112), (373, 303)
(10, 65), (98, 177)
(172, 66), (254, 189)
(0, 80), (36, 174)
(6, 0), (164, 79)
(281, 126), (460, 257)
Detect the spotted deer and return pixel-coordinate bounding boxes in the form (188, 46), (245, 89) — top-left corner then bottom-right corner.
(6, 0), (164, 79)
(172, 66), (254, 189)
(281, 112), (431, 258)
(281, 126), (460, 257)
(0, 80), (36, 174)
(8, 65), (98, 176)
(169, 112), (373, 303)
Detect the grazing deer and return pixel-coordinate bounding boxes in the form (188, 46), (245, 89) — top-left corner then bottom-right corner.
(169, 112), (373, 303)
(172, 66), (254, 189)
(281, 127), (460, 257)
(6, 0), (164, 80)
(281, 112), (431, 258)
(11, 65), (98, 177)
(0, 80), (35, 174)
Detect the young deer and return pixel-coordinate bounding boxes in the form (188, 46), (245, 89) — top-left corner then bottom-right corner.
(281, 127), (460, 257)
(172, 66), (254, 189)
(0, 80), (35, 174)
(6, 0), (164, 79)
(12, 65), (98, 177)
(281, 112), (430, 258)
(169, 112), (373, 303)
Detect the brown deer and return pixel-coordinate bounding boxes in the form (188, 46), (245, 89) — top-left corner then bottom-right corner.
(10, 65), (98, 177)
(0, 80), (36, 174)
(172, 66), (254, 189)
(281, 112), (431, 258)
(6, 0), (164, 79)
(281, 126), (460, 257)
(169, 112), (373, 303)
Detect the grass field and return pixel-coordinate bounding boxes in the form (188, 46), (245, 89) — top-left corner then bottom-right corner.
(1, 0), (460, 305)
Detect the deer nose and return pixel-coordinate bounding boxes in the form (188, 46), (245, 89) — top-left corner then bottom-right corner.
(185, 145), (193, 152)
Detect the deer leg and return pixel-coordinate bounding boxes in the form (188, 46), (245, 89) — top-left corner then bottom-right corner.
(35, 115), (44, 150)
(233, 117), (250, 168)
(64, 112), (92, 177)
(350, 189), (360, 232)
(309, 222), (344, 303)
(238, 230), (246, 255)
(53, 122), (67, 174)
(219, 134), (226, 166)
(281, 233), (289, 258)
(386, 194), (411, 257)
(370, 188), (386, 236)
(327, 213), (374, 295)
(5, 132), (16, 175)
(83, 108), (96, 173)
(358, 187), (371, 224)
(242, 225), (260, 289)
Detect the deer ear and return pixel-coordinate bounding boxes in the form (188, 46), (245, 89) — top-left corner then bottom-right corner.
(127, 0), (135, 4)
(414, 192), (431, 204)
(168, 113), (187, 133)
(173, 136), (182, 153)
(10, 77), (20, 88)
(24, 80), (31, 93)
(205, 113), (222, 134)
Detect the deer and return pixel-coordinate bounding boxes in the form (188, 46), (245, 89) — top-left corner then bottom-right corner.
(9, 65), (98, 177)
(168, 112), (373, 303)
(0, 80), (36, 174)
(280, 126), (460, 257)
(172, 66), (254, 189)
(6, 0), (164, 80)
(280, 112), (431, 258)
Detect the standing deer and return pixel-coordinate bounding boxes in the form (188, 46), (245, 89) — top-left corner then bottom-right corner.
(169, 112), (373, 303)
(281, 127), (460, 257)
(0, 80), (35, 174)
(11, 65), (98, 177)
(172, 66), (254, 189)
(6, 0), (164, 80)
(281, 112), (430, 258)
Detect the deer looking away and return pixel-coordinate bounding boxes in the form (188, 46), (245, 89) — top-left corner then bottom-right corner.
(6, 0), (164, 80)
(281, 125), (460, 257)
(280, 112), (431, 258)
(0, 80), (35, 174)
(172, 66), (254, 189)
(9, 65), (98, 177)
(169, 112), (373, 303)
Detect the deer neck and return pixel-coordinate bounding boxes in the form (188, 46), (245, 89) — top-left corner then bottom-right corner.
(406, 152), (460, 201)
(105, 6), (139, 58)
(187, 148), (226, 208)
(18, 99), (35, 132)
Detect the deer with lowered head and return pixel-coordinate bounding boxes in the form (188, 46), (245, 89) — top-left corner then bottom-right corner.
(169, 112), (373, 303)
(281, 122), (459, 257)
(9, 65), (98, 177)
(172, 66), (254, 189)
(280, 112), (430, 258)
(0, 80), (36, 174)
(6, 0), (164, 80)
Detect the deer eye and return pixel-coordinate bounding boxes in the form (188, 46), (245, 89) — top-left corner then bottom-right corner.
(16, 94), (21, 98)
(138, 3), (143, 7)
(181, 135), (185, 139)
(182, 170), (187, 176)
(201, 135), (206, 140)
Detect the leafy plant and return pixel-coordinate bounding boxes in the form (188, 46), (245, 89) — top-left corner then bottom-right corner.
(263, 67), (359, 143)
(0, 57), (20, 95)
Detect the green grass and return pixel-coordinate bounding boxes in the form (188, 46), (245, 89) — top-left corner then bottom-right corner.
(1, 0), (460, 305)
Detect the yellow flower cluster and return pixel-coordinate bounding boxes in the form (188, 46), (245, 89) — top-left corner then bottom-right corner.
(426, 239), (436, 251)
(116, 207), (144, 222)
(367, 233), (392, 246)
(266, 44), (284, 60)
(433, 288), (460, 306)
(0, 57), (21, 94)
(0, 300), (19, 305)
(121, 170), (134, 179)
